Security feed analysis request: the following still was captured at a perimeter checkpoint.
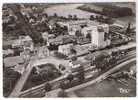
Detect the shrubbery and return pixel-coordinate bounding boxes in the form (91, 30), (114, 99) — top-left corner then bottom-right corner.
(22, 65), (61, 91)
(54, 51), (67, 59)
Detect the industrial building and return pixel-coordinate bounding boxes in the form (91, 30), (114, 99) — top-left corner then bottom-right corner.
(81, 24), (111, 48)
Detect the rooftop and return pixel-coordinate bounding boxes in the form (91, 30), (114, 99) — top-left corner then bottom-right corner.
(4, 56), (24, 67)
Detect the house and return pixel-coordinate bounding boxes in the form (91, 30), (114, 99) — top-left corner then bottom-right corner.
(3, 40), (14, 50)
(41, 32), (49, 46)
(58, 43), (73, 56)
(37, 46), (49, 58)
(14, 64), (25, 74)
(20, 48), (31, 62)
(12, 35), (34, 51)
(69, 60), (84, 73)
(3, 49), (14, 58)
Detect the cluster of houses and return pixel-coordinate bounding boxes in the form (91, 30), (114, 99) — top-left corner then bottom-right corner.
(3, 35), (34, 73)
(3, 3), (115, 75)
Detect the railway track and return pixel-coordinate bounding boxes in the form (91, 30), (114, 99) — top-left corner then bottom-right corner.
(18, 51), (136, 97)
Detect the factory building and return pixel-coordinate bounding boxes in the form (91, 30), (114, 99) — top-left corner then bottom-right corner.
(81, 24), (111, 48)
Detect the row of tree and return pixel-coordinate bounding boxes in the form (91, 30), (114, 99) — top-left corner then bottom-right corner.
(90, 15), (114, 24)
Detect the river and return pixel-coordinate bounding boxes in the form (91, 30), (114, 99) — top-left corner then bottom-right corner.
(44, 4), (99, 19)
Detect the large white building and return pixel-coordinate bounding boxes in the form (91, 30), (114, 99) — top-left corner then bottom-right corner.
(57, 20), (110, 49)
(41, 32), (50, 46)
(58, 43), (73, 56)
(81, 24), (111, 48)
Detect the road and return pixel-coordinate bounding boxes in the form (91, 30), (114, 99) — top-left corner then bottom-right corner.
(9, 60), (34, 97)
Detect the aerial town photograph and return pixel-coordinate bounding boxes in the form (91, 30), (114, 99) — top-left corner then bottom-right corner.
(2, 2), (136, 97)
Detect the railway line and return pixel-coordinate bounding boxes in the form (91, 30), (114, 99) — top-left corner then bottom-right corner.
(18, 51), (135, 97)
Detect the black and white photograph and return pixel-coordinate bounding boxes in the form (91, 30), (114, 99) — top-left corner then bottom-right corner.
(2, 1), (136, 98)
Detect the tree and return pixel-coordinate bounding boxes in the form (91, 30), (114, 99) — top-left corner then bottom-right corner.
(58, 64), (66, 71)
(59, 81), (66, 90)
(90, 15), (94, 20)
(94, 53), (109, 71)
(32, 67), (37, 74)
(73, 15), (78, 20)
(54, 13), (58, 17)
(44, 13), (48, 18)
(68, 14), (72, 20)
(126, 22), (131, 34)
(75, 30), (82, 37)
(99, 15), (104, 22)
(44, 82), (52, 92)
(86, 33), (91, 40)
(71, 56), (77, 61)
(30, 31), (43, 44)
(70, 48), (77, 55)
(66, 74), (74, 83)
(57, 89), (68, 97)
(8, 16), (16, 24)
(95, 15), (99, 20)
(77, 66), (85, 82)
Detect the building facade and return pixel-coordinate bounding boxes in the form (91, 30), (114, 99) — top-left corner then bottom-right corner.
(57, 20), (100, 36)
(58, 43), (73, 56)
(12, 35), (34, 51)
(81, 24), (111, 48)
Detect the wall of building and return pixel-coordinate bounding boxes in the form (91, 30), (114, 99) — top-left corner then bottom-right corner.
(58, 43), (73, 55)
(91, 24), (110, 48)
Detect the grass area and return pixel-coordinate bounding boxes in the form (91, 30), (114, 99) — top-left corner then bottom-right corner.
(21, 63), (61, 91)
